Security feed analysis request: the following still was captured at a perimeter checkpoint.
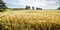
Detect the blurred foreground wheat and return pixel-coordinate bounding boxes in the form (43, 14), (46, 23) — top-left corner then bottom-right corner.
(0, 10), (60, 30)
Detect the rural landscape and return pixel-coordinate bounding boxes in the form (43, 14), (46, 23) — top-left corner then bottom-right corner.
(0, 0), (60, 30)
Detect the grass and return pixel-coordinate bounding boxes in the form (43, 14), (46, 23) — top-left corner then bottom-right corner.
(0, 10), (60, 30)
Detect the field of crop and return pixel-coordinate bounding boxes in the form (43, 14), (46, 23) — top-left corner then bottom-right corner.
(0, 10), (60, 30)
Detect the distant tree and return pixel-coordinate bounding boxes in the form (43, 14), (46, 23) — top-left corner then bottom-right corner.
(0, 0), (7, 12)
(36, 7), (42, 10)
(32, 6), (34, 10)
(57, 7), (60, 10)
(25, 6), (30, 10)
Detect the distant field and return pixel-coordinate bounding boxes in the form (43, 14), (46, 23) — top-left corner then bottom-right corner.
(0, 10), (60, 30)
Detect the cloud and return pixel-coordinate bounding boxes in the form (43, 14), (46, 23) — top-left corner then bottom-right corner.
(3, 0), (24, 8)
(3, 0), (60, 9)
(19, 0), (60, 9)
(20, 0), (46, 6)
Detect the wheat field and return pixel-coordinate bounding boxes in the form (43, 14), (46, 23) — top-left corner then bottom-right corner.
(0, 10), (60, 30)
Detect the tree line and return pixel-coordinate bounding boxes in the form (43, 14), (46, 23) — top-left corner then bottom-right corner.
(25, 6), (42, 10)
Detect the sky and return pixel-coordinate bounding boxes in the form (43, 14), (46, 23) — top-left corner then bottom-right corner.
(3, 0), (60, 9)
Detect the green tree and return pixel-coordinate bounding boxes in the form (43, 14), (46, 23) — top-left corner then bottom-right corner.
(25, 6), (30, 10)
(32, 6), (34, 10)
(57, 7), (60, 10)
(0, 0), (7, 12)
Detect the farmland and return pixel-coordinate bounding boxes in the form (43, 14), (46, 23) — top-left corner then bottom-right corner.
(0, 10), (60, 30)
